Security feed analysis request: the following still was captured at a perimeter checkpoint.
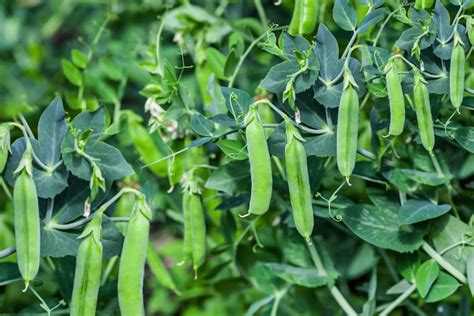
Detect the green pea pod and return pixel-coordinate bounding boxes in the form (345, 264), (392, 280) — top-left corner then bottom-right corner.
(118, 197), (151, 316)
(285, 121), (314, 241)
(14, 169), (40, 287)
(385, 60), (405, 136)
(337, 68), (359, 182)
(289, 0), (317, 36)
(182, 189), (206, 277)
(244, 105), (272, 215)
(468, 17), (474, 46)
(414, 0), (434, 9)
(71, 216), (103, 316)
(128, 119), (168, 177)
(413, 70), (435, 153)
(0, 124), (10, 174)
(449, 33), (465, 110)
(147, 243), (180, 295)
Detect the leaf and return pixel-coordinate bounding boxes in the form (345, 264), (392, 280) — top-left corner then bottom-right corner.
(399, 200), (451, 225)
(304, 133), (336, 157)
(71, 49), (88, 69)
(217, 139), (248, 160)
(38, 97), (68, 165)
(454, 127), (474, 153)
(191, 113), (215, 136)
(221, 88), (253, 122)
(263, 263), (327, 288)
(358, 8), (389, 34)
(244, 295), (274, 316)
(5, 138), (69, 199)
(0, 263), (22, 286)
(424, 272), (459, 303)
(340, 204), (427, 252)
(61, 59), (83, 87)
(433, 0), (453, 42)
(41, 227), (81, 257)
(431, 215), (474, 274)
(205, 160), (250, 195)
(386, 279), (413, 295)
(333, 0), (358, 31)
(415, 260), (440, 298)
(467, 254), (474, 296)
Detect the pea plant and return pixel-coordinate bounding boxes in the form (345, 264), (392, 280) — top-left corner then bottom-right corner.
(0, 0), (474, 315)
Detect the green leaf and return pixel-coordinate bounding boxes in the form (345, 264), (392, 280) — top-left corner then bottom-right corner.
(221, 88), (253, 123)
(467, 254), (474, 296)
(216, 139), (248, 160)
(431, 215), (474, 274)
(415, 260), (440, 298)
(61, 59), (83, 87)
(0, 262), (21, 286)
(333, 0), (358, 31)
(304, 133), (336, 157)
(424, 272), (459, 303)
(340, 204), (427, 252)
(454, 127), (474, 153)
(190, 114), (215, 137)
(206, 47), (227, 79)
(71, 49), (88, 69)
(205, 160), (250, 195)
(263, 263), (327, 288)
(399, 200), (451, 225)
(358, 8), (389, 34)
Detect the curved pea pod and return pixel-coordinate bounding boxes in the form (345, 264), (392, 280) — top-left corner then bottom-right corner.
(284, 121), (314, 241)
(118, 197), (152, 316)
(413, 70), (435, 153)
(468, 17), (474, 46)
(147, 243), (180, 295)
(449, 33), (465, 110)
(385, 61), (405, 136)
(244, 105), (272, 215)
(182, 189), (206, 277)
(128, 119), (168, 177)
(288, 0), (302, 36)
(415, 0), (434, 9)
(70, 216), (103, 316)
(289, 0), (317, 36)
(0, 124), (10, 174)
(14, 169), (40, 287)
(337, 69), (359, 182)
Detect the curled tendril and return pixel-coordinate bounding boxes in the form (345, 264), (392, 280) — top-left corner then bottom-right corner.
(239, 212), (251, 218)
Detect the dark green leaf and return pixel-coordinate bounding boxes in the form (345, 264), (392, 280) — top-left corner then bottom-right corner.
(399, 200), (451, 224)
(264, 263), (327, 288)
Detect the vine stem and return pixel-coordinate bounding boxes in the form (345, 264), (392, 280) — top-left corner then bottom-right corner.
(0, 246), (16, 259)
(0, 177), (12, 201)
(422, 241), (467, 284)
(379, 283), (416, 316)
(228, 26), (286, 88)
(372, 5), (402, 47)
(307, 241), (357, 316)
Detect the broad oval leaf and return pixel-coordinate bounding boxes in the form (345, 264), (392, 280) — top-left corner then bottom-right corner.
(424, 272), (459, 303)
(399, 200), (451, 225)
(415, 259), (440, 298)
(340, 204), (427, 252)
(264, 263), (327, 288)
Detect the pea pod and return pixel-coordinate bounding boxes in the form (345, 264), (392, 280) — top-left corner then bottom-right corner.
(71, 216), (103, 316)
(14, 166), (40, 287)
(0, 124), (10, 174)
(385, 60), (405, 136)
(118, 196), (151, 316)
(467, 17), (474, 46)
(337, 68), (359, 182)
(244, 105), (272, 215)
(413, 70), (435, 153)
(414, 0), (434, 9)
(147, 243), (180, 295)
(289, 0), (318, 36)
(182, 184), (206, 277)
(449, 32), (465, 110)
(285, 120), (314, 241)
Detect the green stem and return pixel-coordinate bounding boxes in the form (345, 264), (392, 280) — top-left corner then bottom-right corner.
(422, 241), (467, 284)
(228, 26), (285, 88)
(254, 0), (267, 29)
(307, 242), (357, 316)
(379, 283), (416, 316)
(0, 246), (16, 259)
(0, 177), (12, 201)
